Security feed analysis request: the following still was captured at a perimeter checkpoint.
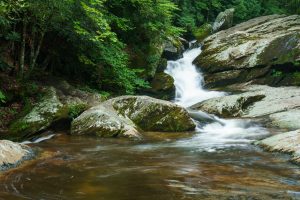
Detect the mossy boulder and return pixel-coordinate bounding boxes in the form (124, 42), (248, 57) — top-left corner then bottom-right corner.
(0, 140), (34, 171)
(8, 79), (103, 140)
(9, 87), (65, 140)
(193, 23), (212, 42)
(71, 96), (195, 139)
(149, 72), (175, 100)
(108, 96), (195, 132)
(195, 15), (300, 88)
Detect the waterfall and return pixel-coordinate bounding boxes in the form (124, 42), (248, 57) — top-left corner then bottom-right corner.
(165, 47), (268, 151)
(165, 47), (225, 107)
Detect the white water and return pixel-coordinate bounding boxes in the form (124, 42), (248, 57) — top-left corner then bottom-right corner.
(165, 47), (268, 151)
(165, 47), (225, 107)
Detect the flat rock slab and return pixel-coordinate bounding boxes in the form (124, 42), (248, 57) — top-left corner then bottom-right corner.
(257, 130), (300, 164)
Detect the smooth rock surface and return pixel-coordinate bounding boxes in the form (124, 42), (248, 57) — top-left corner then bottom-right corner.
(257, 130), (300, 164)
(269, 109), (300, 130)
(0, 140), (34, 171)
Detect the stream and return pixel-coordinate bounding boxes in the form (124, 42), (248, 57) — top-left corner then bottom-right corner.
(1, 48), (300, 199)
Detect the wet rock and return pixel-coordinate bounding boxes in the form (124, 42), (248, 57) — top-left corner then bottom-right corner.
(212, 8), (235, 32)
(0, 140), (34, 171)
(257, 129), (300, 164)
(149, 72), (175, 100)
(195, 15), (300, 88)
(71, 96), (195, 138)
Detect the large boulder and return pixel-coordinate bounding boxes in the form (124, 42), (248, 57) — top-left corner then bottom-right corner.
(195, 85), (300, 130)
(71, 96), (196, 139)
(0, 140), (34, 171)
(212, 8), (235, 32)
(9, 87), (65, 140)
(256, 130), (300, 164)
(195, 15), (300, 88)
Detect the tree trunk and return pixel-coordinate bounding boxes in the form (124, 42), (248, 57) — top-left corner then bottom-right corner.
(19, 21), (27, 78)
(29, 26), (36, 71)
(31, 31), (45, 71)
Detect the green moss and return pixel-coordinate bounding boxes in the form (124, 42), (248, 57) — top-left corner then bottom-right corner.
(68, 103), (88, 119)
(193, 23), (212, 42)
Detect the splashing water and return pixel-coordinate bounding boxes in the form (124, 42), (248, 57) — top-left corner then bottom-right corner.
(165, 47), (268, 151)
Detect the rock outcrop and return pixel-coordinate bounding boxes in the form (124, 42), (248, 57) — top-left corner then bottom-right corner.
(194, 84), (300, 131)
(71, 96), (195, 139)
(9, 79), (102, 140)
(212, 8), (235, 32)
(0, 140), (34, 171)
(195, 15), (300, 88)
(257, 130), (300, 164)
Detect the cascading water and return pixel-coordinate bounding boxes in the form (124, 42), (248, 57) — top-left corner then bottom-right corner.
(165, 47), (224, 107)
(165, 47), (268, 151)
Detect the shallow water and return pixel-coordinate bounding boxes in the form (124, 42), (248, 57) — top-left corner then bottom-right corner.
(1, 133), (300, 200)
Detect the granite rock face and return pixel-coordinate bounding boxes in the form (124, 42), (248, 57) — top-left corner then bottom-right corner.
(195, 15), (300, 88)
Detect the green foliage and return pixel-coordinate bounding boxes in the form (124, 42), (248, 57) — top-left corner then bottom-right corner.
(0, 90), (6, 104)
(68, 104), (87, 119)
(272, 69), (284, 77)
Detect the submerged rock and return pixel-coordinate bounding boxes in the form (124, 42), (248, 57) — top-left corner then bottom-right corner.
(71, 96), (195, 139)
(0, 140), (34, 171)
(257, 130), (300, 164)
(212, 8), (235, 32)
(195, 15), (300, 88)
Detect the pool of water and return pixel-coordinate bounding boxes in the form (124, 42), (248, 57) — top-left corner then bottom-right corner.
(1, 132), (300, 200)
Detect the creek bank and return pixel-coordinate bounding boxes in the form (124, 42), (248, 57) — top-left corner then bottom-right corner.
(71, 96), (196, 139)
(195, 14), (300, 88)
(0, 140), (34, 171)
